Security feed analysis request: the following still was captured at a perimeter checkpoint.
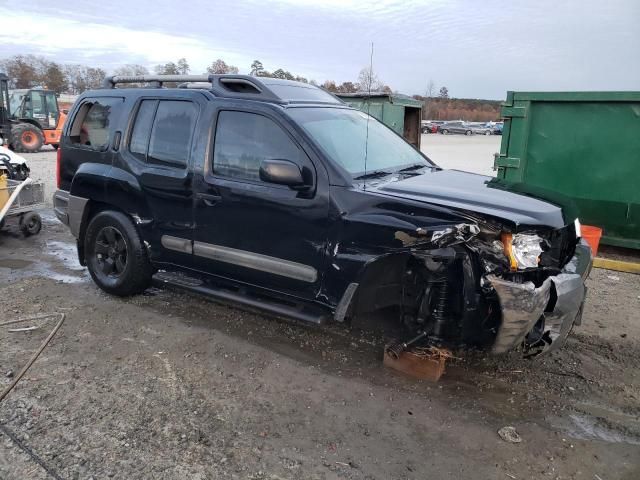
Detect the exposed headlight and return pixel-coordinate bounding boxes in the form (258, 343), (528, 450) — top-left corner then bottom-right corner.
(574, 218), (582, 238)
(501, 232), (544, 270)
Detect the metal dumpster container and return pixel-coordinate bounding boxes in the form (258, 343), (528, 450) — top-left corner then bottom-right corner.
(336, 93), (422, 149)
(494, 91), (640, 249)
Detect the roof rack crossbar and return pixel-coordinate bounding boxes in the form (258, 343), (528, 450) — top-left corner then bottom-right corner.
(102, 74), (213, 89)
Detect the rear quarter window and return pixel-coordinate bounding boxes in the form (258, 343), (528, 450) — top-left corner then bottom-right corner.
(68, 97), (123, 151)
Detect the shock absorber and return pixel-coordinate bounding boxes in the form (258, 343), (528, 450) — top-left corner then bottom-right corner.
(430, 279), (449, 340)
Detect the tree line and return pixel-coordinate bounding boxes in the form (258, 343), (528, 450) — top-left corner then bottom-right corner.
(0, 54), (500, 120)
(0, 54), (395, 95)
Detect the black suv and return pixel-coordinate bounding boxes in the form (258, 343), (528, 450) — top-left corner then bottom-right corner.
(54, 74), (591, 356)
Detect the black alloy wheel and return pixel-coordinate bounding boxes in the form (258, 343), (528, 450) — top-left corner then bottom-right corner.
(94, 226), (128, 279)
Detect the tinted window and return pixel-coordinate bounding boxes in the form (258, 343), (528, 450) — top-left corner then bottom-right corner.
(129, 100), (157, 159)
(261, 83), (340, 103)
(148, 101), (197, 167)
(213, 111), (302, 182)
(70, 97), (123, 151)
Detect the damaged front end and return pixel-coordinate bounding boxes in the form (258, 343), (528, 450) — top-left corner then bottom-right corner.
(395, 221), (592, 356)
(488, 240), (591, 355)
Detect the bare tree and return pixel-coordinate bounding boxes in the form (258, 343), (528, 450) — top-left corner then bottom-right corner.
(357, 67), (384, 92)
(113, 64), (149, 77)
(321, 80), (338, 93)
(336, 81), (358, 93)
(426, 79), (435, 98)
(207, 59), (239, 74)
(177, 58), (190, 75)
(1, 55), (40, 88)
(438, 86), (449, 99)
(111, 64), (149, 87)
(65, 65), (105, 93)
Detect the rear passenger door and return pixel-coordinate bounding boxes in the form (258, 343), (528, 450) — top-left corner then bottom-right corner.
(116, 97), (201, 267)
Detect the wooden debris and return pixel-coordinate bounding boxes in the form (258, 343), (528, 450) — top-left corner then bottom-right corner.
(383, 345), (451, 381)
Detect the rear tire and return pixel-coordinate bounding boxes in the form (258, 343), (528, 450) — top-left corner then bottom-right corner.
(484, 131), (491, 136)
(12, 123), (44, 153)
(85, 210), (153, 296)
(465, 130), (472, 136)
(20, 212), (42, 236)
(441, 129), (449, 135)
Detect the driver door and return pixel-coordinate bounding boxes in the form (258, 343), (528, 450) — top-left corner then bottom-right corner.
(191, 107), (330, 300)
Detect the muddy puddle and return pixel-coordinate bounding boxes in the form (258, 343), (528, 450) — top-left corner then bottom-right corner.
(0, 208), (87, 283)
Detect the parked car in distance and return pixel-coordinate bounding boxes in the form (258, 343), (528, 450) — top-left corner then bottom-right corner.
(439, 121), (473, 135)
(421, 120), (444, 134)
(469, 123), (493, 135)
(54, 74), (590, 357)
(493, 122), (504, 135)
(420, 121), (435, 134)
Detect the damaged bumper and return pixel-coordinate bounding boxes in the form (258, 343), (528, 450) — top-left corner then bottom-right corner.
(489, 239), (592, 355)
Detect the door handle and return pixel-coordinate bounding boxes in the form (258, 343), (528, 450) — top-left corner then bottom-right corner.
(197, 193), (222, 207)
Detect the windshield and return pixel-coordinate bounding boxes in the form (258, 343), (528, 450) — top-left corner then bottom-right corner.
(8, 90), (26, 117)
(287, 107), (433, 177)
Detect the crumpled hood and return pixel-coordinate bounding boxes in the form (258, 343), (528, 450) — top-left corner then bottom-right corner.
(372, 169), (567, 228)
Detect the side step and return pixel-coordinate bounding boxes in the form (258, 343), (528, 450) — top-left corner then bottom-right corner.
(152, 271), (329, 325)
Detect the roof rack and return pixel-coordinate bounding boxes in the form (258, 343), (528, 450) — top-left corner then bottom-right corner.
(102, 74), (286, 103)
(101, 74), (343, 105)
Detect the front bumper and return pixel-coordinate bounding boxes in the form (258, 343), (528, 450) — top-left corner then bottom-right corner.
(489, 239), (592, 355)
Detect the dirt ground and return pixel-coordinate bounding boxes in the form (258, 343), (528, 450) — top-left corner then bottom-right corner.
(1, 148), (639, 480)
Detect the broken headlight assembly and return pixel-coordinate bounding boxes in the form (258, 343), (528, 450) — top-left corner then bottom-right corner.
(501, 232), (544, 270)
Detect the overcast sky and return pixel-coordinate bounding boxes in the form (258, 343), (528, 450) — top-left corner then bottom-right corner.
(1, 0), (638, 99)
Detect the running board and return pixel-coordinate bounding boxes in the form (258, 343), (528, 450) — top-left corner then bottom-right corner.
(152, 272), (328, 325)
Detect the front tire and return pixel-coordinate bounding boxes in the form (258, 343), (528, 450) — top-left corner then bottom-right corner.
(465, 130), (472, 136)
(85, 210), (153, 296)
(12, 123), (44, 153)
(441, 129), (449, 135)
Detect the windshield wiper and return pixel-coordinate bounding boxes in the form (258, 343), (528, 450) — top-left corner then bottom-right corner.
(398, 163), (438, 172)
(353, 170), (393, 180)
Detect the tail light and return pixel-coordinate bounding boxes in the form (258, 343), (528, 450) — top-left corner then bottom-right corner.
(56, 146), (62, 188)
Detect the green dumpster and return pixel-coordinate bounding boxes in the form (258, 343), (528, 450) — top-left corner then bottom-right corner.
(494, 91), (640, 249)
(336, 93), (422, 149)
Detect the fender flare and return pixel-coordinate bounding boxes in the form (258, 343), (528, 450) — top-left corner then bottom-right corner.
(69, 163), (152, 237)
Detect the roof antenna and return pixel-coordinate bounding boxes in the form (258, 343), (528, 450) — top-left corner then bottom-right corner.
(363, 41), (374, 191)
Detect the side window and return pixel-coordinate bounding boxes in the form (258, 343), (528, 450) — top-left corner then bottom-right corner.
(129, 100), (157, 160)
(213, 111), (302, 182)
(148, 101), (197, 167)
(45, 92), (59, 126)
(69, 97), (123, 151)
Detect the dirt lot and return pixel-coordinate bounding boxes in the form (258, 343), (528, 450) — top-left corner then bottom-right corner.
(1, 147), (639, 480)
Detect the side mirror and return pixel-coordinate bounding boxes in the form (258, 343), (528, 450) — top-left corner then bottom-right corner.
(259, 158), (305, 188)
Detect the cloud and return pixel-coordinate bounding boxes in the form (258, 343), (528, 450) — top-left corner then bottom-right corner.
(0, 7), (251, 73)
(1, 0), (638, 99)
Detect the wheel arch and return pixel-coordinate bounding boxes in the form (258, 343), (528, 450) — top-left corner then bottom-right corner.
(69, 164), (153, 264)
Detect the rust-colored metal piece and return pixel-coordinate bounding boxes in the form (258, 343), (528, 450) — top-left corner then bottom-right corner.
(383, 345), (450, 381)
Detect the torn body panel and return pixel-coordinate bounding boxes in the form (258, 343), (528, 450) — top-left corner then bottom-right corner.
(489, 240), (591, 355)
